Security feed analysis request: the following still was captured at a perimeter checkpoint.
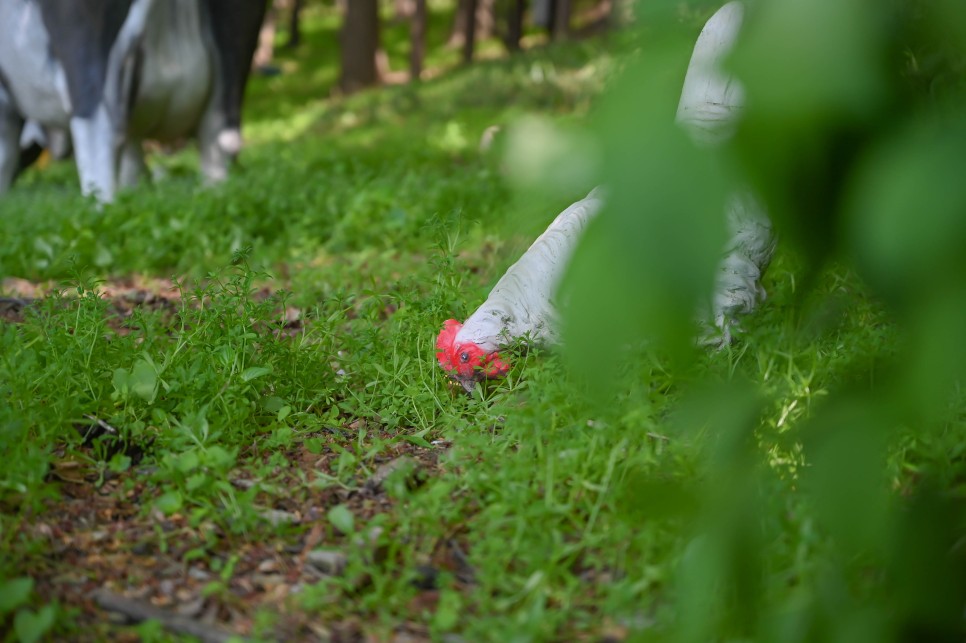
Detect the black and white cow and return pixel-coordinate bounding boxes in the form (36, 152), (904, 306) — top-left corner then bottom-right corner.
(0, 0), (266, 201)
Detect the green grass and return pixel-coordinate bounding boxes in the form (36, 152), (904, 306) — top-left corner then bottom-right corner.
(1, 2), (964, 642)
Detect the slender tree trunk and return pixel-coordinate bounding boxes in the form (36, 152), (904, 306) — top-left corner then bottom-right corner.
(505, 0), (525, 52)
(462, 0), (478, 63)
(599, 0), (613, 26)
(448, 0), (470, 47)
(450, 0), (496, 49)
(551, 0), (572, 40)
(340, 0), (381, 94)
(394, 0), (415, 21)
(286, 0), (303, 48)
(253, 1), (278, 68)
(572, 0), (617, 38)
(410, 0), (427, 80)
(476, 0), (495, 41)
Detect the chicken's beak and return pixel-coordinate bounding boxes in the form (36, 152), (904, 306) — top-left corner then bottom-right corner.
(459, 378), (479, 395)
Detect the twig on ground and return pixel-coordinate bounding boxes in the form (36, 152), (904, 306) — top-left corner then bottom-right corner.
(0, 297), (31, 307)
(448, 538), (476, 585)
(93, 589), (242, 643)
(84, 415), (119, 436)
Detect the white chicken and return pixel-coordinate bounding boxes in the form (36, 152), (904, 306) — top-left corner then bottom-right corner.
(437, 188), (605, 392)
(437, 2), (775, 391)
(675, 2), (776, 345)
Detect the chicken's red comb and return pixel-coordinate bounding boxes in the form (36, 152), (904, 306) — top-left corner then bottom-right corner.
(436, 319), (462, 372)
(436, 319), (511, 384)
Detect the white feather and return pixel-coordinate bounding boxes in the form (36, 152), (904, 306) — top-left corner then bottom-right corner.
(711, 192), (776, 344)
(455, 188), (604, 352)
(676, 1), (776, 344)
(456, 2), (774, 352)
(676, 1), (746, 144)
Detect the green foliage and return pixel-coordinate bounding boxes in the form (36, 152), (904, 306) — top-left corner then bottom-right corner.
(0, 577), (55, 643)
(562, 0), (966, 640)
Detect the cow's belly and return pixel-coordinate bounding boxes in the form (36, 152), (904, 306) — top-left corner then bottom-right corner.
(127, 0), (213, 140)
(0, 0), (71, 126)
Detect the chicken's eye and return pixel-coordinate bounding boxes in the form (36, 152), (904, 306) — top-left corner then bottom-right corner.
(460, 351), (470, 363)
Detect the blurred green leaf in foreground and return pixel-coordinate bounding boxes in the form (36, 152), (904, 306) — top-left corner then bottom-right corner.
(564, 0), (966, 640)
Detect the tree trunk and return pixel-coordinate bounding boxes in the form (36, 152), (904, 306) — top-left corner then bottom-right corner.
(505, 0), (525, 52)
(394, 0), (415, 22)
(449, 0), (495, 49)
(410, 0), (427, 80)
(572, 0), (617, 38)
(340, 0), (380, 94)
(476, 0), (495, 41)
(286, 0), (303, 48)
(462, 0), (478, 63)
(252, 2), (277, 69)
(551, 0), (572, 40)
(449, 0), (470, 47)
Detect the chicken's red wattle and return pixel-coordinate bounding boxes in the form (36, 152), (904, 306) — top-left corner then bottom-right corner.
(436, 319), (510, 381)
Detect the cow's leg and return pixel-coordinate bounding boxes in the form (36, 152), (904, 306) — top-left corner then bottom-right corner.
(70, 105), (120, 202)
(118, 140), (147, 189)
(0, 85), (24, 193)
(47, 128), (72, 160)
(198, 0), (265, 185)
(196, 103), (236, 185)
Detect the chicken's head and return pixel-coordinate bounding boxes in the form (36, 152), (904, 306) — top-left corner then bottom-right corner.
(436, 319), (510, 393)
